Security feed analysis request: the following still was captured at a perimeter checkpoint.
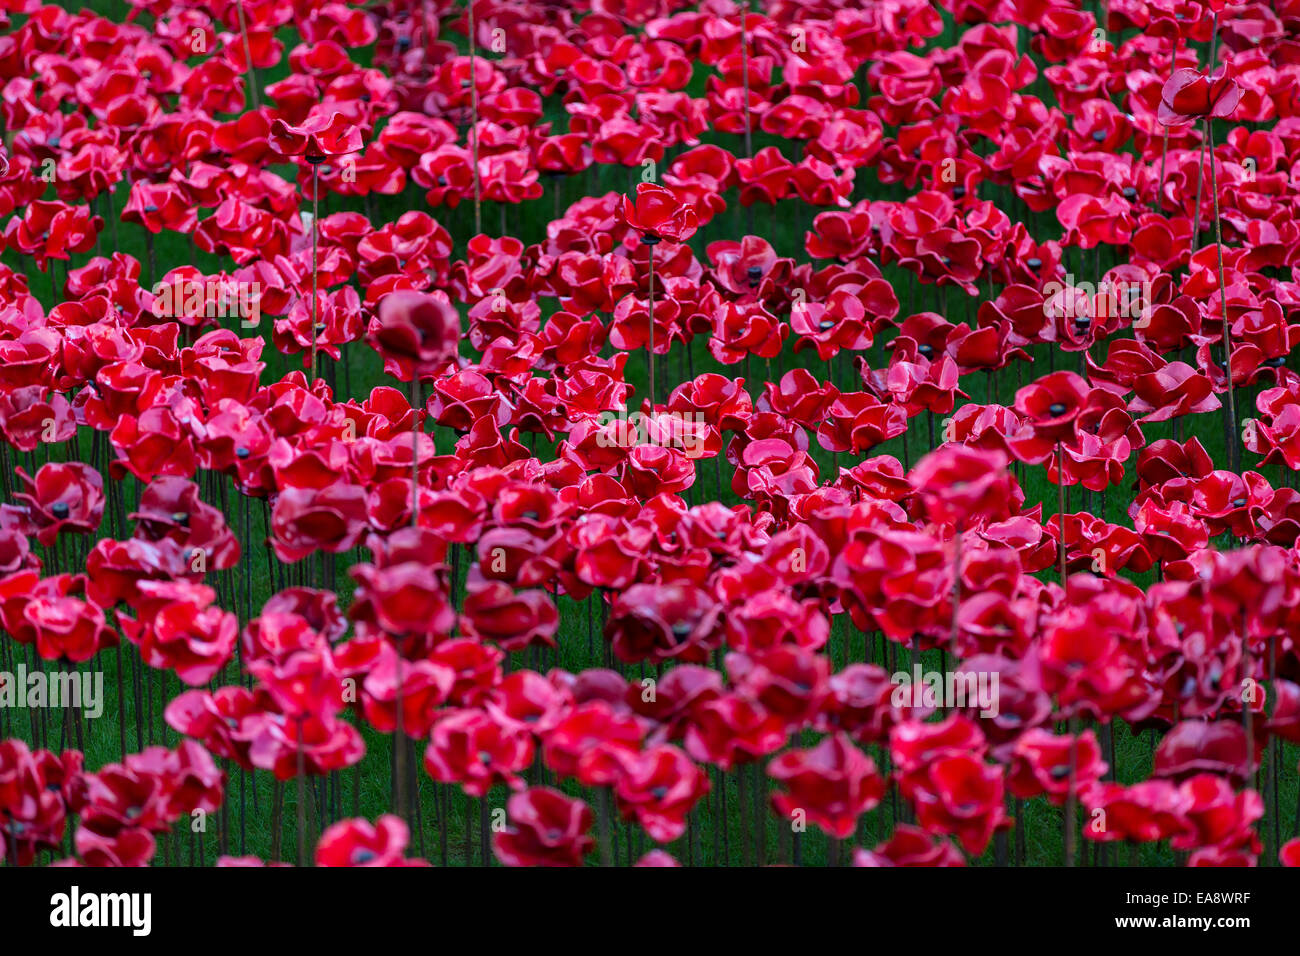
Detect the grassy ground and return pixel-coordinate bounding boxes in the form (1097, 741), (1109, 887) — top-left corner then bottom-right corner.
(0, 1), (1294, 866)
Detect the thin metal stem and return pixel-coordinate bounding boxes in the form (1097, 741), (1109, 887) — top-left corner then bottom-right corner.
(468, 0), (482, 234)
(310, 164), (319, 383)
(236, 0), (259, 109)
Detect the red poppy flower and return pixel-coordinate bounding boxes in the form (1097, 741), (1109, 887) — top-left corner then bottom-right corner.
(910, 445), (1021, 528)
(614, 744), (710, 843)
(768, 733), (885, 839)
(368, 290), (462, 382)
(494, 787), (595, 867)
(316, 815), (426, 867)
(6, 463), (104, 547)
(270, 484), (369, 563)
(269, 110), (363, 161)
(1007, 728), (1107, 805)
(905, 753), (1009, 856)
(619, 183), (699, 244)
(1013, 370), (1091, 444)
(424, 708), (534, 797)
(854, 825), (966, 867)
(1158, 68), (1242, 126)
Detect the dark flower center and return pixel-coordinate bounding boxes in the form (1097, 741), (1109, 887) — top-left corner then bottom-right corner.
(1048, 403), (1068, 416)
(1091, 130), (1105, 142)
(50, 501), (70, 518)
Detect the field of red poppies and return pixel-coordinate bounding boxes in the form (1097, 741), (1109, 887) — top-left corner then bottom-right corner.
(0, 0), (1298, 871)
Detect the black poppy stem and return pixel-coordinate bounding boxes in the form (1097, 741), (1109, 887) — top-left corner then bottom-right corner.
(309, 162), (320, 383)
(740, 0), (754, 238)
(1242, 610), (1253, 786)
(296, 715), (307, 867)
(1065, 713), (1079, 867)
(1057, 441), (1068, 591)
(271, 781), (284, 861)
(599, 788), (613, 866)
(1268, 636), (1280, 861)
(393, 684), (408, 824)
(1155, 33), (1176, 214)
(468, 0), (482, 234)
(1190, 123), (1207, 244)
(950, 522), (962, 679)
(393, 380), (420, 830)
(144, 230), (156, 291)
(410, 378), (422, 528)
(1207, 119), (1239, 473)
(235, 0), (259, 110)
(647, 237), (657, 405)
